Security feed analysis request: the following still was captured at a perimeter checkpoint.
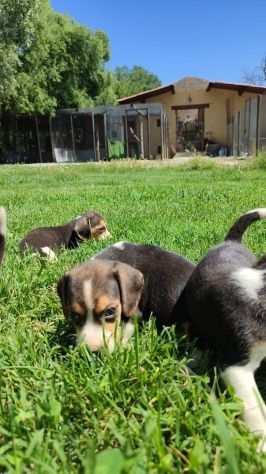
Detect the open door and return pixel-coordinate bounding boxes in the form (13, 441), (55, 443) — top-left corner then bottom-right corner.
(175, 105), (206, 151)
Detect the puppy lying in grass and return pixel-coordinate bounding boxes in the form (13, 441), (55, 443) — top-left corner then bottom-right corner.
(57, 242), (195, 352)
(20, 211), (110, 260)
(0, 207), (6, 265)
(180, 208), (266, 451)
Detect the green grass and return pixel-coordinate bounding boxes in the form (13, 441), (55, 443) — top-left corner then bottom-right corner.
(249, 152), (266, 170)
(0, 162), (266, 473)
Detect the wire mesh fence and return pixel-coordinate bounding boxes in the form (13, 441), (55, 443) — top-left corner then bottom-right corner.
(0, 104), (168, 164)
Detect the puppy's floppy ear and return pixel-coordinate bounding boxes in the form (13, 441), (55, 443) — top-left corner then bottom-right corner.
(113, 262), (144, 317)
(57, 274), (71, 307)
(74, 217), (89, 238)
(86, 211), (97, 221)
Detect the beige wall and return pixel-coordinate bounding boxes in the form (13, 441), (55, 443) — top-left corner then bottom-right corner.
(142, 77), (259, 152)
(148, 116), (162, 158)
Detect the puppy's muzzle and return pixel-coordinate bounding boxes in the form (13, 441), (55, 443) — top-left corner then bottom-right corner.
(97, 230), (111, 240)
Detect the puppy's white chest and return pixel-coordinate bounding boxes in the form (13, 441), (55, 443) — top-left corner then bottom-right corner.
(250, 343), (266, 371)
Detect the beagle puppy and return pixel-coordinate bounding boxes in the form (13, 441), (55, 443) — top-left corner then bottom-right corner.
(19, 211), (110, 260)
(0, 207), (6, 265)
(57, 242), (195, 351)
(180, 208), (266, 451)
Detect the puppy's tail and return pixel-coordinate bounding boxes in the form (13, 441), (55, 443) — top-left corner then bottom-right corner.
(225, 208), (266, 242)
(0, 207), (7, 264)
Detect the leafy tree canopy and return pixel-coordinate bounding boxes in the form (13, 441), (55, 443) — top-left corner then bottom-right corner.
(0, 1), (161, 112)
(0, 0), (110, 113)
(113, 65), (161, 99)
(95, 66), (161, 106)
(0, 0), (40, 109)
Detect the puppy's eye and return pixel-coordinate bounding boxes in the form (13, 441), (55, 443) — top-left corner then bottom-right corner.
(97, 226), (106, 233)
(102, 307), (116, 323)
(71, 312), (84, 324)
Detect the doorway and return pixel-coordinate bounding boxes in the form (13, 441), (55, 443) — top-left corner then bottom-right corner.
(174, 105), (208, 151)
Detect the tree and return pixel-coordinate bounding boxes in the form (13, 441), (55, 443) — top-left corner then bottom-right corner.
(113, 66), (161, 99)
(48, 24), (110, 110)
(0, 0), (41, 109)
(0, 0), (110, 114)
(94, 72), (117, 106)
(0, 1), (161, 112)
(243, 57), (266, 85)
(95, 65), (161, 106)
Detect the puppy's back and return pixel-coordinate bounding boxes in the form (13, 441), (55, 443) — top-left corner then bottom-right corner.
(184, 206), (266, 300)
(181, 210), (265, 359)
(192, 240), (256, 282)
(94, 242), (195, 325)
(19, 224), (72, 253)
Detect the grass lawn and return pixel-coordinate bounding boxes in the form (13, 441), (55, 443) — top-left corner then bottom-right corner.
(0, 161), (266, 473)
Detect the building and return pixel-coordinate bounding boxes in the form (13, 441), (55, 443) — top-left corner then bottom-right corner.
(118, 76), (266, 156)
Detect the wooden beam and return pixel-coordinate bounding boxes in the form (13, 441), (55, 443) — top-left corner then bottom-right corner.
(256, 95), (261, 156)
(171, 103), (210, 110)
(147, 108), (151, 159)
(125, 110), (129, 158)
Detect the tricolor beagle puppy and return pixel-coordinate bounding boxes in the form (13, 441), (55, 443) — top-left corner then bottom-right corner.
(180, 208), (266, 451)
(0, 207), (6, 265)
(19, 211), (110, 260)
(57, 242), (195, 352)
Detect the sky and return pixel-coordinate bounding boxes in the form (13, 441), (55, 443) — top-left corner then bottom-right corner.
(51, 0), (266, 85)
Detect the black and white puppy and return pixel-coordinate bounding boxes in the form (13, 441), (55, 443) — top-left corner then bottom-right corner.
(57, 242), (195, 351)
(20, 211), (110, 260)
(180, 208), (266, 450)
(0, 207), (7, 265)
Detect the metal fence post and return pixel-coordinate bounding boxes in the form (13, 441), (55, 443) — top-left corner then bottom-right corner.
(92, 112), (97, 161)
(70, 114), (76, 161)
(35, 116), (42, 163)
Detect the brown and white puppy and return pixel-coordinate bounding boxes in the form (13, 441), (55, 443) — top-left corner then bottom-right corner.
(19, 211), (110, 260)
(57, 242), (195, 351)
(180, 208), (266, 451)
(0, 207), (7, 265)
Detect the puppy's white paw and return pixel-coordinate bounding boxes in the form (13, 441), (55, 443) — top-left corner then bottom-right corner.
(40, 247), (57, 261)
(257, 436), (266, 453)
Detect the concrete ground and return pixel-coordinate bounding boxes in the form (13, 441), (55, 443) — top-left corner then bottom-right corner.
(1, 154), (251, 167)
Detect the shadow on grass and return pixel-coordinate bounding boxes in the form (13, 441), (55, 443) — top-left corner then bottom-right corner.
(48, 319), (76, 353)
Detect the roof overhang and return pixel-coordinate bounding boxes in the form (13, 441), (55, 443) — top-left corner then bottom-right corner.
(118, 84), (175, 104)
(206, 81), (266, 95)
(118, 77), (266, 105)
